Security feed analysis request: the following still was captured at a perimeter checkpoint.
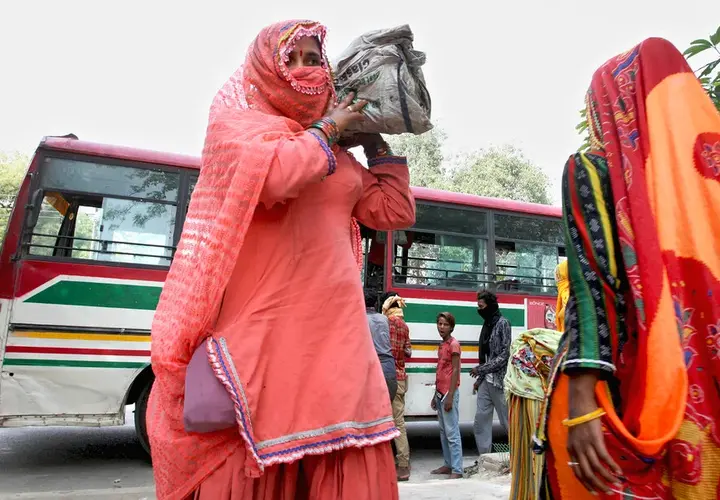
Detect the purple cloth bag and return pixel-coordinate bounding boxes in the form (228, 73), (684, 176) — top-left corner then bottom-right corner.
(183, 338), (236, 433)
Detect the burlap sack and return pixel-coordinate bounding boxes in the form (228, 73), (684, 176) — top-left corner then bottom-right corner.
(333, 24), (432, 136)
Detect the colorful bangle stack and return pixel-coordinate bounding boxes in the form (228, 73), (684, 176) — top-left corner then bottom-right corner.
(307, 132), (337, 178)
(308, 117), (339, 146)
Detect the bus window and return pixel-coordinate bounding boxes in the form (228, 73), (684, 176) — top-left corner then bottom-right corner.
(393, 203), (490, 289)
(25, 157), (180, 266)
(493, 213), (564, 294)
(28, 192), (66, 257)
(360, 228), (387, 293)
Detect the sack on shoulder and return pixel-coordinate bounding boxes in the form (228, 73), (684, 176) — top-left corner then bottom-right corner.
(333, 24), (432, 136)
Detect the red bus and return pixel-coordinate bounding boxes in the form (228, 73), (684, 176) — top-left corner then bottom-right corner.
(0, 136), (563, 454)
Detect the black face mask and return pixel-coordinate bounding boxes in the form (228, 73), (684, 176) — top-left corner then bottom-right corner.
(478, 303), (499, 321)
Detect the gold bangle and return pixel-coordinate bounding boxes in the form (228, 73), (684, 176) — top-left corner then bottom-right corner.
(562, 408), (606, 428)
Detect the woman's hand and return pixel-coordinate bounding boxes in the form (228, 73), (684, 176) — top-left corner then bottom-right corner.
(326, 92), (367, 134)
(566, 373), (623, 495)
(430, 396), (437, 411)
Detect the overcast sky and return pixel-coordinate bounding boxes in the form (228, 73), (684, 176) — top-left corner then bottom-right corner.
(1, 1), (718, 204)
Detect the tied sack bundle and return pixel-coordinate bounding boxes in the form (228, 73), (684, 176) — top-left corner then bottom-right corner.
(333, 24), (432, 136)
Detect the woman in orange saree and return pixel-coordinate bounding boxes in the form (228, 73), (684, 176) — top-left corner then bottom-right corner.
(536, 38), (720, 499)
(147, 20), (416, 500)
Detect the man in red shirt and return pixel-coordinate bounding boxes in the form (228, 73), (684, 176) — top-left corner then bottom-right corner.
(382, 292), (413, 481)
(430, 312), (463, 479)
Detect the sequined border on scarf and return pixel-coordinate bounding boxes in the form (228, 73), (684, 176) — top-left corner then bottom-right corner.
(275, 22), (336, 98)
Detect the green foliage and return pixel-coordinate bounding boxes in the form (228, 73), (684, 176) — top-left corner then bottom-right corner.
(451, 145), (552, 205)
(0, 152), (31, 241)
(387, 130), (552, 205)
(576, 107), (591, 153)
(575, 26), (720, 150)
(683, 26), (720, 112)
(386, 129), (449, 190)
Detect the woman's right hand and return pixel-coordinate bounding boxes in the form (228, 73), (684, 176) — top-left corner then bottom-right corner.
(326, 92), (367, 134)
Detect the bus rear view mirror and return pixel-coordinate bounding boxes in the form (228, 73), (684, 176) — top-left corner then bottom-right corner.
(24, 188), (44, 230)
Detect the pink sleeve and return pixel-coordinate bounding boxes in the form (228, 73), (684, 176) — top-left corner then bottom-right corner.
(451, 340), (461, 356)
(260, 131), (335, 208)
(352, 156), (416, 230)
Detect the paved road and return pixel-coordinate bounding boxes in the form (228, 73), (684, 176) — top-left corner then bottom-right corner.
(0, 408), (509, 499)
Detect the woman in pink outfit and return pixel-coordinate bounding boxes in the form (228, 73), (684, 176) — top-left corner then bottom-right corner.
(147, 19), (416, 500)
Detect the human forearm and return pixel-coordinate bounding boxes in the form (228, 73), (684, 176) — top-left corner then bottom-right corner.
(448, 356), (461, 395)
(352, 162), (416, 230)
(561, 153), (624, 375)
(260, 131), (335, 207)
(568, 370), (603, 417)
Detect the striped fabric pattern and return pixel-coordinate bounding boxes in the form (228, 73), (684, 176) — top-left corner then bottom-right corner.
(561, 153), (627, 374)
(508, 395), (543, 500)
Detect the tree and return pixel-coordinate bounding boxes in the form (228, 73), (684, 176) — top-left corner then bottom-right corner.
(0, 152), (30, 241)
(386, 129), (448, 190)
(451, 145), (552, 205)
(683, 27), (720, 111)
(386, 130), (552, 204)
(576, 26), (720, 151)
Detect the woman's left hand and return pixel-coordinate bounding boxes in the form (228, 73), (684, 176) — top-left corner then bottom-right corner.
(325, 92), (368, 135)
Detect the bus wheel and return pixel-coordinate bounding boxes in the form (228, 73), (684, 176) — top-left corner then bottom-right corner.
(134, 379), (153, 460)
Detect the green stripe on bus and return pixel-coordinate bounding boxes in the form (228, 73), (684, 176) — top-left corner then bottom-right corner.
(404, 303), (525, 327)
(24, 280), (527, 328)
(25, 281), (161, 310)
(3, 359), (148, 369)
(406, 367), (474, 374)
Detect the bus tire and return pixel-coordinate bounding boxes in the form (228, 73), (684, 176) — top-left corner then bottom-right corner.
(134, 379), (153, 460)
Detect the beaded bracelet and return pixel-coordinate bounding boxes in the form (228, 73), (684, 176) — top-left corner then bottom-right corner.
(308, 117), (339, 146)
(562, 408), (606, 428)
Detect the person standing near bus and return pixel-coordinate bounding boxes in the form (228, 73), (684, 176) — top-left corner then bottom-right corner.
(365, 289), (398, 401)
(382, 292), (413, 481)
(538, 38), (720, 500)
(430, 312), (463, 479)
(470, 290), (511, 455)
(147, 20), (416, 500)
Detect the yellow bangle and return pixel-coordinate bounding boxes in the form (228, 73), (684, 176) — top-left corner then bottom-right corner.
(562, 408), (606, 428)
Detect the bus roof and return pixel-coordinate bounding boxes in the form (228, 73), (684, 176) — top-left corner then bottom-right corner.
(39, 136), (562, 219)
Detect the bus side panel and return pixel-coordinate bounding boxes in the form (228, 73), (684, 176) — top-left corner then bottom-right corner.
(398, 293), (529, 424)
(0, 260), (162, 421)
(527, 298), (557, 329)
